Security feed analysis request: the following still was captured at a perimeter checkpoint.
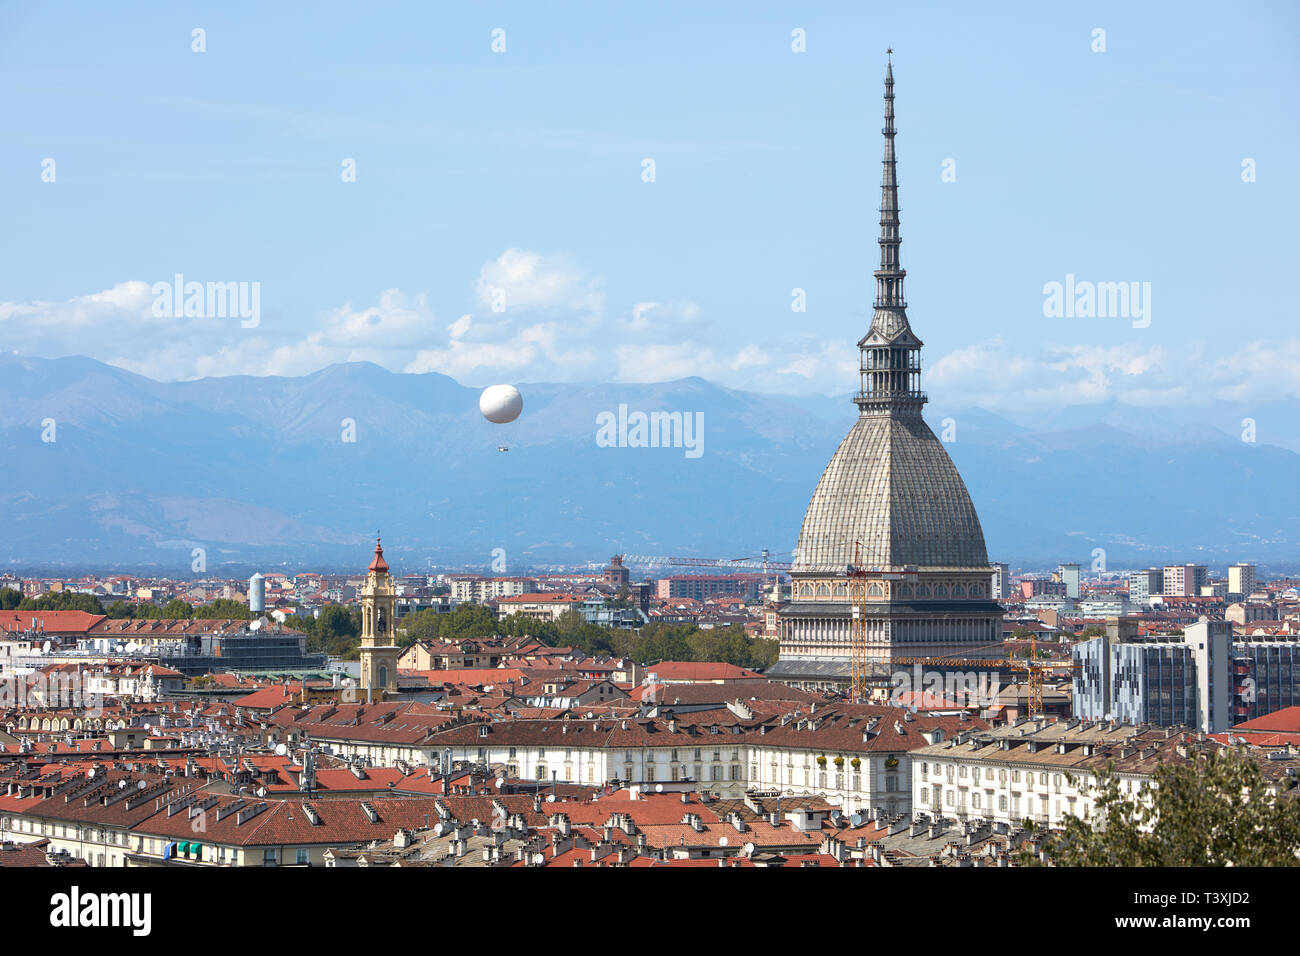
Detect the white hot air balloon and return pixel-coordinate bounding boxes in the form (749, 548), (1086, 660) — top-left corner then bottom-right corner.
(479, 384), (523, 424)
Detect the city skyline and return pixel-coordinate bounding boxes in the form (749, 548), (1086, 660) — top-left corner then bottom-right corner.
(1, 2), (1298, 895)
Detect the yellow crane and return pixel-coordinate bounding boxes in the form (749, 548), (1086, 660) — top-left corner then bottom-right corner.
(891, 635), (1079, 719)
(848, 544), (869, 702)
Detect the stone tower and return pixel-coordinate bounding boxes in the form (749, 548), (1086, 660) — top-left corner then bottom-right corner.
(768, 57), (1003, 691)
(358, 535), (400, 701)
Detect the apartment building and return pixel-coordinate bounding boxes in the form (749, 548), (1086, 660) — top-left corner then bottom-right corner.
(990, 564), (1010, 601)
(1072, 617), (1300, 732)
(909, 720), (1203, 829)
(1127, 569), (1162, 605)
(446, 576), (537, 604)
(1228, 564), (1257, 601)
(1161, 564), (1208, 598)
(1057, 564), (1081, 600)
(655, 575), (765, 602)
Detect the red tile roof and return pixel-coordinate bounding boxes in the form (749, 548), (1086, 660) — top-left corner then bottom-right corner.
(0, 610), (105, 634)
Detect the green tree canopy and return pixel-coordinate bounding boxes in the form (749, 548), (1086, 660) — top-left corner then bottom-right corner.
(194, 598), (251, 620)
(304, 604), (363, 659)
(160, 598), (193, 619)
(16, 590), (105, 614)
(1027, 745), (1300, 867)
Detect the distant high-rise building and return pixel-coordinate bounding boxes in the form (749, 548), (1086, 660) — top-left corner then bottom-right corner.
(1228, 563), (1256, 600)
(1072, 617), (1299, 732)
(990, 563), (1010, 600)
(1058, 563), (1081, 600)
(1162, 564), (1207, 598)
(1128, 569), (1162, 605)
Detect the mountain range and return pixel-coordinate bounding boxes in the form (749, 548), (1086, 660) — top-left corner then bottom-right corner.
(2, 353), (1297, 576)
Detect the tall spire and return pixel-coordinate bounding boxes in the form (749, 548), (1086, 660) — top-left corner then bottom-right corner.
(877, 53), (904, 312)
(855, 54), (926, 416)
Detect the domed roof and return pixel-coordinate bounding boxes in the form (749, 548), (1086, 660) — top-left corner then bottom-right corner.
(368, 537), (389, 574)
(792, 413), (989, 573)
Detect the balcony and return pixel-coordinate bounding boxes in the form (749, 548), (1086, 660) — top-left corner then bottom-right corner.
(854, 390), (927, 404)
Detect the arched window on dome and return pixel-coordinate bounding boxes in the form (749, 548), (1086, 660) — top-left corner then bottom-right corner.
(915, 585), (930, 597)
(867, 584), (883, 597)
(934, 585), (948, 597)
(816, 583), (830, 597)
(898, 584), (913, 597)
(951, 584), (965, 596)
(833, 583), (847, 597)
(800, 584), (813, 598)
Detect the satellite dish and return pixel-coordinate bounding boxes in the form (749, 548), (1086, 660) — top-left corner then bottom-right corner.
(494, 777), (504, 789)
(118, 780), (127, 790)
(545, 794), (555, 803)
(86, 768), (95, 778)
(743, 842), (756, 856)
(479, 385), (523, 424)
(275, 743), (287, 756)
(850, 812), (864, 827)
(718, 836), (728, 847)
(256, 787), (266, 798)
(655, 784), (663, 793)
(42, 640), (52, 653)
(433, 823), (445, 836)
(532, 852), (545, 865)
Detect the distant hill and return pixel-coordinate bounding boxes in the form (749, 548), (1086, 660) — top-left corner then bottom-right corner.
(1, 354), (1296, 575)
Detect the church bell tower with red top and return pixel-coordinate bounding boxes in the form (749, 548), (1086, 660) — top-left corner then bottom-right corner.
(359, 535), (399, 701)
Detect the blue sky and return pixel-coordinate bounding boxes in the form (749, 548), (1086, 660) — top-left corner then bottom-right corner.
(1, 0), (1297, 412)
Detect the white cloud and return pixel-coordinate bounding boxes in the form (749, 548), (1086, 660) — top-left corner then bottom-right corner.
(926, 338), (1300, 410)
(3, 263), (1296, 416)
(473, 248), (603, 315)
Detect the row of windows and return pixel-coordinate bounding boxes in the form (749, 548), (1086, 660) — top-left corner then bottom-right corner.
(922, 762), (1065, 788)
(796, 581), (988, 599)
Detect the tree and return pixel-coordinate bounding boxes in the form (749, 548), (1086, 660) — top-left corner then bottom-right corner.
(1026, 745), (1300, 867)
(105, 600), (134, 619)
(498, 612), (559, 645)
(441, 604), (500, 642)
(305, 604), (362, 659)
(194, 598), (250, 620)
(18, 591), (105, 614)
(161, 598), (193, 619)
(0, 587), (22, 610)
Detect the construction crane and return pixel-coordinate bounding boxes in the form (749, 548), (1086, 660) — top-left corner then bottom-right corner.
(847, 543), (869, 702)
(891, 634), (1079, 719)
(615, 549), (793, 577)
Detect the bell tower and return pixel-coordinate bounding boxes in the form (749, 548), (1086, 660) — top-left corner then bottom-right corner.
(358, 535), (399, 701)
